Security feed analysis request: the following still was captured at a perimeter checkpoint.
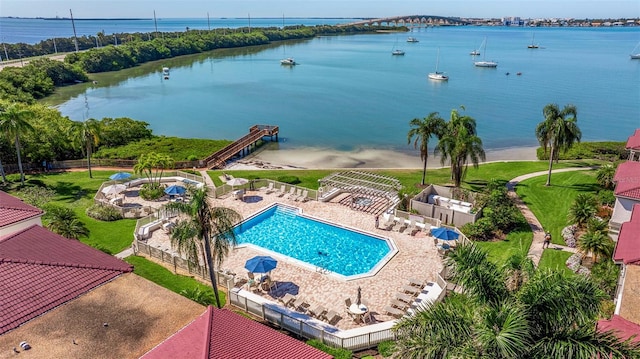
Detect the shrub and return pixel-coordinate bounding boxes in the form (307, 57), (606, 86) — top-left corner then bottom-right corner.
(180, 287), (215, 306)
(461, 218), (495, 241)
(18, 185), (57, 208)
(377, 340), (395, 357)
(536, 141), (626, 161)
(591, 260), (620, 297)
(187, 154), (198, 161)
(596, 190), (615, 207)
(139, 183), (165, 200)
(276, 175), (300, 185)
(306, 340), (352, 359)
(86, 204), (123, 221)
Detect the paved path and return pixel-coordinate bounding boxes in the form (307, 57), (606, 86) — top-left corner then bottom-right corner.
(506, 167), (596, 266)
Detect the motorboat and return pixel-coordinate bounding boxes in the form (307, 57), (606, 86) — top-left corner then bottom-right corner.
(280, 57), (296, 65)
(406, 37), (419, 43)
(392, 49), (405, 56)
(162, 67), (170, 79)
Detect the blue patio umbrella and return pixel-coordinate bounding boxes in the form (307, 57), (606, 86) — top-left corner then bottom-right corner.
(109, 172), (132, 181)
(431, 227), (460, 241)
(164, 185), (187, 196)
(244, 255), (278, 274)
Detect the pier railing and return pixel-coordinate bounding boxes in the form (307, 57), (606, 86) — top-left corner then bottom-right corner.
(205, 125), (279, 169)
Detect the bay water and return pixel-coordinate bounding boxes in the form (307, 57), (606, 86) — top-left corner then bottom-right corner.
(37, 24), (640, 155)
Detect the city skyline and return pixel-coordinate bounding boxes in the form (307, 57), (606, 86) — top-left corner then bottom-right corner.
(2, 0), (639, 20)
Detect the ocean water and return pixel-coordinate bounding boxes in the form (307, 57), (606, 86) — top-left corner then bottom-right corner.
(0, 17), (358, 44)
(38, 24), (640, 152)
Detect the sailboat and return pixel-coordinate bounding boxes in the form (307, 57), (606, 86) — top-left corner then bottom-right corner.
(630, 42), (640, 59)
(392, 37), (405, 56)
(428, 48), (448, 81)
(474, 37), (498, 68)
(527, 33), (539, 49)
(280, 40), (296, 65)
(470, 38), (483, 56)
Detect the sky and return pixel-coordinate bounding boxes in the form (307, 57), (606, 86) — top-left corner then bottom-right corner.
(1, 0), (639, 19)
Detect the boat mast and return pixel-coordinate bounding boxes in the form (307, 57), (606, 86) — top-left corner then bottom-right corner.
(70, 9), (79, 53)
(207, 12), (211, 30)
(153, 10), (159, 38)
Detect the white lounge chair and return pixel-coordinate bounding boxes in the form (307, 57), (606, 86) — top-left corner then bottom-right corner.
(260, 182), (274, 193)
(285, 187), (296, 200)
(276, 185), (287, 197)
(298, 190), (309, 202)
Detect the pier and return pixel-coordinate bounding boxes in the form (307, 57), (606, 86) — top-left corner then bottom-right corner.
(205, 125), (279, 169)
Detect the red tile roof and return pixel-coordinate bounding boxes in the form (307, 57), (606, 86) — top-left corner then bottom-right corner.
(0, 225), (132, 334)
(142, 306), (333, 359)
(614, 204), (640, 264)
(626, 129), (640, 150)
(0, 190), (43, 227)
(614, 161), (640, 200)
(598, 315), (640, 343)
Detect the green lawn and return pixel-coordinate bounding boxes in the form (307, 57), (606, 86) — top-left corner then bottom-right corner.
(6, 170), (136, 254)
(475, 224), (533, 265)
(125, 255), (225, 305)
(515, 170), (599, 245)
(538, 249), (574, 275)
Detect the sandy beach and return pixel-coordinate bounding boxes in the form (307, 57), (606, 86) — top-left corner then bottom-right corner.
(225, 146), (539, 170)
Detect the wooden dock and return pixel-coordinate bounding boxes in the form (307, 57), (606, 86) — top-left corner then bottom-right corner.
(205, 125), (279, 169)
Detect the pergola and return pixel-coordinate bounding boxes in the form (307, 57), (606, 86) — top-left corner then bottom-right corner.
(318, 171), (402, 213)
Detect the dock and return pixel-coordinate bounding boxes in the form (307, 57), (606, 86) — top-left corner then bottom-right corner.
(205, 125), (279, 169)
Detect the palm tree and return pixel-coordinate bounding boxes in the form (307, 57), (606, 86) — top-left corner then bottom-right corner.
(43, 204), (90, 240)
(596, 163), (616, 190)
(568, 193), (598, 229)
(393, 242), (640, 358)
(72, 119), (101, 178)
(435, 108), (486, 187)
(535, 103), (582, 186)
(0, 102), (35, 186)
(578, 231), (614, 264)
(167, 187), (242, 308)
(407, 112), (445, 186)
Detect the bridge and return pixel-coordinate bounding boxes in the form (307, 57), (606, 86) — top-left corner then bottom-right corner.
(205, 125), (279, 169)
(341, 15), (470, 27)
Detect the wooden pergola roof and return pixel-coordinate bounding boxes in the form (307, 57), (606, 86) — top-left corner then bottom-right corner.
(319, 171), (402, 199)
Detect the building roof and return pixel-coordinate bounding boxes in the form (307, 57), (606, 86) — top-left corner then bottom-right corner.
(626, 129), (640, 150)
(613, 161), (640, 200)
(0, 224), (133, 335)
(598, 315), (640, 343)
(614, 204), (640, 264)
(142, 306), (333, 359)
(0, 190), (43, 227)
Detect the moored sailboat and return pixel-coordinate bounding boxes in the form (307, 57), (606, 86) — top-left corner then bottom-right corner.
(474, 37), (498, 68)
(428, 48), (448, 81)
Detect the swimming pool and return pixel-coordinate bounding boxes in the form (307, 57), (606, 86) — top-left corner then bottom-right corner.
(234, 204), (396, 279)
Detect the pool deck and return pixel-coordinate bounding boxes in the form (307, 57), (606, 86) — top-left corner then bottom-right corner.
(144, 189), (444, 330)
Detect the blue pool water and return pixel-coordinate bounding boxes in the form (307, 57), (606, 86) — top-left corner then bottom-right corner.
(234, 205), (392, 277)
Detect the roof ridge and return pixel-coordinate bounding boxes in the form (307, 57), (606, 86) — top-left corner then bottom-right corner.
(204, 306), (214, 359)
(0, 224), (39, 243)
(1, 257), (133, 273)
(0, 205), (43, 213)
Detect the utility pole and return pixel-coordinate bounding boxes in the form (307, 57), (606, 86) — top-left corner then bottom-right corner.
(2, 42), (8, 61)
(70, 9), (79, 52)
(207, 12), (211, 30)
(248, 13), (251, 33)
(53, 37), (58, 53)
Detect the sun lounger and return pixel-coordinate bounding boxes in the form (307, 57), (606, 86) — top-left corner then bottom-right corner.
(395, 292), (414, 303)
(285, 187), (297, 200)
(381, 216), (395, 231)
(278, 293), (296, 307)
(403, 285), (421, 296)
(409, 278), (424, 288)
(323, 310), (340, 324)
(298, 189), (309, 202)
(276, 185), (287, 197)
(390, 299), (408, 309)
(308, 304), (327, 318)
(260, 182), (275, 193)
(291, 297), (308, 312)
(392, 219), (407, 233)
(385, 305), (405, 318)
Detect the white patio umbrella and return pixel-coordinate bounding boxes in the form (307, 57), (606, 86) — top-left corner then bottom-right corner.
(101, 184), (127, 196)
(226, 177), (249, 188)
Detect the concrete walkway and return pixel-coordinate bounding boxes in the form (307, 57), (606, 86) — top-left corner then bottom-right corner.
(506, 167), (596, 266)
(199, 170), (216, 188)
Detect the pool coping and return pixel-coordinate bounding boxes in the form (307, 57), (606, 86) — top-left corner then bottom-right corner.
(233, 202), (398, 282)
